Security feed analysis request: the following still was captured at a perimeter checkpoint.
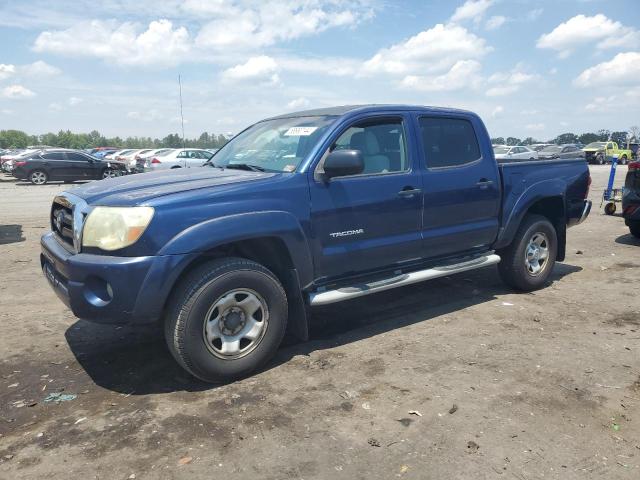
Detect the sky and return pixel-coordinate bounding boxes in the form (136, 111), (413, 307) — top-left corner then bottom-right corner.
(0, 0), (639, 141)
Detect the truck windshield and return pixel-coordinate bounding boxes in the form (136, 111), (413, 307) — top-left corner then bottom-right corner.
(208, 116), (337, 172)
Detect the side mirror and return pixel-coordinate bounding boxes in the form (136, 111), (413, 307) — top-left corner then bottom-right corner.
(323, 149), (364, 180)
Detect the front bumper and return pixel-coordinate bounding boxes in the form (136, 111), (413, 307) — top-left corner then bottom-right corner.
(40, 232), (197, 324)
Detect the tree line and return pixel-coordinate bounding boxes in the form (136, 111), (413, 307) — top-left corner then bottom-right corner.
(491, 128), (639, 147)
(0, 129), (230, 150)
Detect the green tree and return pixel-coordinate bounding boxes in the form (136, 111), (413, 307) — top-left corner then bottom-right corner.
(554, 133), (578, 144)
(491, 137), (505, 145)
(578, 132), (600, 145)
(610, 131), (628, 146)
(506, 137), (521, 146)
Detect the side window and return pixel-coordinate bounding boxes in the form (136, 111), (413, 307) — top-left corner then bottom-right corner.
(607, 143), (613, 149)
(419, 117), (481, 168)
(331, 118), (408, 174)
(41, 152), (65, 161)
(177, 151), (187, 158)
(66, 152), (89, 161)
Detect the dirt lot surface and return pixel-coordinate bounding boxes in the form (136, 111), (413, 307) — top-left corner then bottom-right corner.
(0, 165), (639, 479)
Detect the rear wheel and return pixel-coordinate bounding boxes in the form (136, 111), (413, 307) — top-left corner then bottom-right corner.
(604, 202), (617, 215)
(497, 215), (557, 291)
(164, 257), (288, 383)
(29, 170), (48, 185)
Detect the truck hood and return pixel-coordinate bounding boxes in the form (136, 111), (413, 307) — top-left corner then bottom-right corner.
(68, 167), (275, 205)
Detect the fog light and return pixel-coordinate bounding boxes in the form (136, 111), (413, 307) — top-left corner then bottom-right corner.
(83, 276), (113, 307)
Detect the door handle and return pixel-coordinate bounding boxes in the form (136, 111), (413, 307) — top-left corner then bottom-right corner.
(398, 187), (422, 197)
(476, 179), (493, 189)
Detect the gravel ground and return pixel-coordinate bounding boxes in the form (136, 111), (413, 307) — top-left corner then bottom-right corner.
(0, 165), (639, 480)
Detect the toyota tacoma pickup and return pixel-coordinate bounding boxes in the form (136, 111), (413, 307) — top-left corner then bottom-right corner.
(40, 105), (592, 382)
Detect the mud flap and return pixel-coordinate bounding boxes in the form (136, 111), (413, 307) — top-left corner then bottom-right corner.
(281, 268), (309, 342)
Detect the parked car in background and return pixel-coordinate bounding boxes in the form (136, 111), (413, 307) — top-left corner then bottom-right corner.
(623, 160), (640, 238)
(12, 149), (127, 184)
(1, 149), (41, 173)
(135, 148), (174, 172)
(530, 143), (554, 152)
(583, 141), (633, 165)
(538, 144), (585, 160)
(493, 145), (538, 161)
(117, 149), (153, 171)
(105, 149), (134, 160)
(145, 148), (213, 171)
(93, 149), (118, 159)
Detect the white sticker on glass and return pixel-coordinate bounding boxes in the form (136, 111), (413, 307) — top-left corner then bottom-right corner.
(284, 127), (318, 136)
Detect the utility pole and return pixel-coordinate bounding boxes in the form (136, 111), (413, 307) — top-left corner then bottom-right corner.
(178, 75), (186, 148)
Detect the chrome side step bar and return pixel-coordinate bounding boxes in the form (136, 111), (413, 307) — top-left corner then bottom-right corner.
(309, 253), (501, 306)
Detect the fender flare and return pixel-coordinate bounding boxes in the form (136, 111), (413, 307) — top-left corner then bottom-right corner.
(495, 179), (566, 250)
(158, 210), (314, 287)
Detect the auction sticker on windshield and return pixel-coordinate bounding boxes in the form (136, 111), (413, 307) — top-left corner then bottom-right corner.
(284, 127), (318, 136)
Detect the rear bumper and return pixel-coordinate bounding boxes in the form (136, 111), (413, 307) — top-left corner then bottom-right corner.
(40, 232), (197, 325)
(567, 199), (592, 227)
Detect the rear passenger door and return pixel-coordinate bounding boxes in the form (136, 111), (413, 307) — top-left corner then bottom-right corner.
(415, 114), (501, 259)
(39, 152), (71, 179)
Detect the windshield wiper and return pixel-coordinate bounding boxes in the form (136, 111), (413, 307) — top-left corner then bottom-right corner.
(223, 163), (266, 172)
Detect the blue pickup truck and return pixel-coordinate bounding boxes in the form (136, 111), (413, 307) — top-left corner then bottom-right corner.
(41, 105), (592, 382)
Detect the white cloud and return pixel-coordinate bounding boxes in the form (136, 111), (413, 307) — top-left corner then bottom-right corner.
(520, 109), (538, 116)
(286, 97), (311, 110)
(278, 56), (357, 77)
(584, 95), (617, 112)
(363, 23), (491, 76)
(221, 55), (280, 85)
(525, 123), (545, 132)
(1, 108), (13, 115)
(491, 105), (504, 118)
(195, 1), (369, 51)
(49, 102), (62, 111)
(451, 0), (494, 23)
(400, 60), (482, 92)
(574, 52), (640, 88)
(2, 85), (36, 99)
(127, 109), (163, 121)
(68, 96), (83, 106)
(0, 63), (16, 80)
(486, 64), (539, 96)
(537, 14), (640, 57)
(33, 19), (191, 67)
(486, 15), (506, 31)
(21, 60), (61, 76)
(526, 8), (543, 21)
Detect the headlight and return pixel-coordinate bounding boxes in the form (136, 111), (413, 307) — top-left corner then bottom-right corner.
(82, 206), (154, 251)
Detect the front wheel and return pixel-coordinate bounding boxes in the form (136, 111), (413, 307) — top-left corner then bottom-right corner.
(597, 154), (605, 165)
(164, 257), (288, 383)
(102, 168), (119, 179)
(497, 215), (558, 291)
(620, 155), (628, 165)
(604, 202), (617, 215)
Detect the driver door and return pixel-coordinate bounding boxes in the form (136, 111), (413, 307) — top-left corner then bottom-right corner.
(308, 114), (423, 282)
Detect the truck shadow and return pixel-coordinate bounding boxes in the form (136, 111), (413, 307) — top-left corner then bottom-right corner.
(64, 263), (581, 395)
(615, 233), (640, 246)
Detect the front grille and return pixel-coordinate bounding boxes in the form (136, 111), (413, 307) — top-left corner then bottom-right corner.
(52, 198), (75, 249)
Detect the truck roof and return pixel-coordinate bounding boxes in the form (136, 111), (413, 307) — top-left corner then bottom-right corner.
(267, 104), (476, 120)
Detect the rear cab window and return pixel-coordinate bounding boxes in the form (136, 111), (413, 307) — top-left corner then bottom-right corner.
(418, 116), (481, 168)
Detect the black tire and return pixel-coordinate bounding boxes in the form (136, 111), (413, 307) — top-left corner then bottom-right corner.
(102, 168), (118, 179)
(604, 203), (616, 215)
(620, 155), (627, 165)
(29, 169), (48, 185)
(597, 154), (605, 165)
(497, 214), (558, 292)
(164, 257), (288, 383)
(630, 222), (640, 239)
